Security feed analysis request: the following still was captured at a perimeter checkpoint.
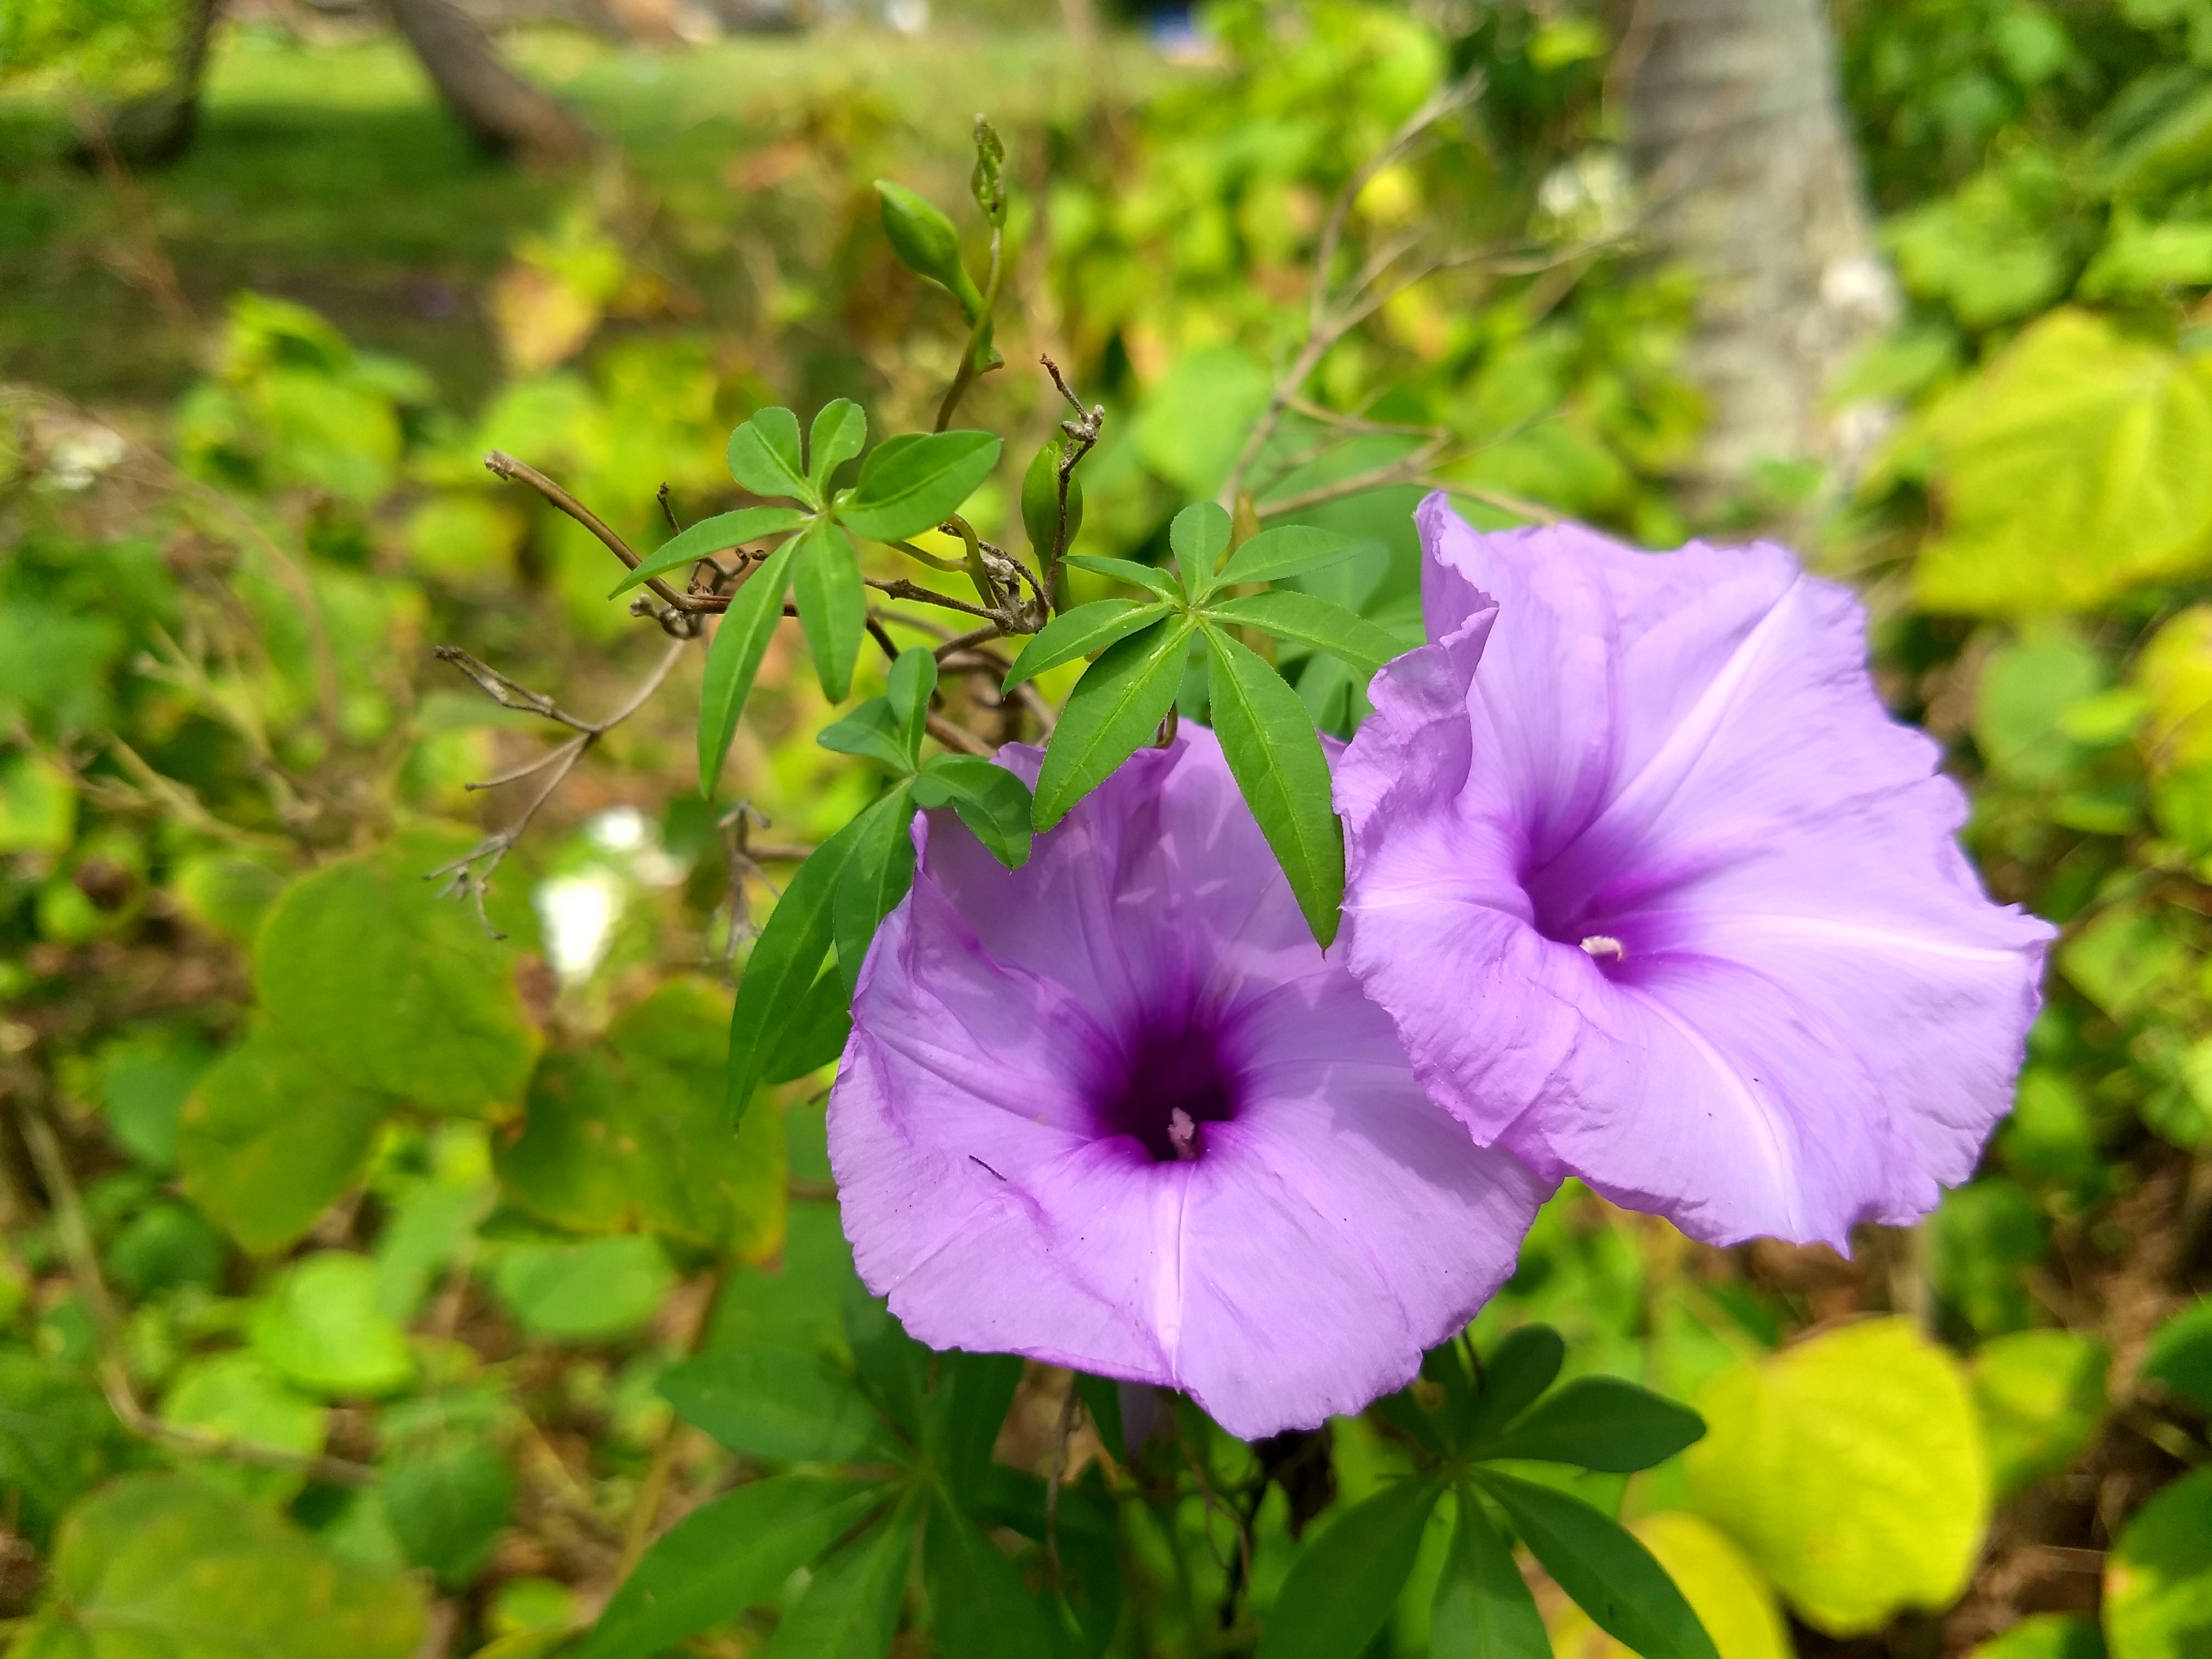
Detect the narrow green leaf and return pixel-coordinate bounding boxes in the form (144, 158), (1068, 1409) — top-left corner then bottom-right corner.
(1255, 1473), (1447, 1659)
(1169, 501), (1234, 597)
(727, 797), (899, 1118)
(1063, 552), (1182, 601)
(1485, 1376), (1706, 1472)
(1458, 1325), (1565, 1449)
(1215, 524), (1364, 587)
(914, 755), (1033, 870)
(611, 506), (810, 597)
(838, 431), (1003, 542)
(764, 1505), (914, 1659)
(924, 1488), (1058, 1659)
(832, 785), (920, 996)
(793, 521), (868, 703)
(886, 647), (938, 763)
(1204, 590), (1403, 676)
(578, 1477), (881, 1659)
(1002, 599), (1172, 692)
(819, 699), (913, 774)
(763, 966), (854, 1085)
(810, 399), (868, 492)
(1431, 1488), (1550, 1659)
(1200, 624), (1344, 946)
(728, 407), (814, 503)
(658, 1347), (899, 1465)
(1074, 1374), (1126, 1465)
(1031, 618), (1190, 831)
(1471, 1470), (1720, 1659)
(698, 540), (796, 796)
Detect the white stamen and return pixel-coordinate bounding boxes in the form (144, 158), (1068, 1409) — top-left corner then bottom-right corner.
(1579, 934), (1625, 963)
(1167, 1107), (1200, 1161)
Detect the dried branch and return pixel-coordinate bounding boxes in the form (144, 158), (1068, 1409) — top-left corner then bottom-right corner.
(485, 450), (695, 615)
(927, 713), (995, 757)
(429, 636), (690, 934)
(1040, 356), (1105, 616)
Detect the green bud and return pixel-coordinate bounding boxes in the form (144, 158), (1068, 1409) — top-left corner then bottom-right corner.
(970, 114), (1007, 227)
(874, 180), (984, 321)
(1021, 437), (1084, 558)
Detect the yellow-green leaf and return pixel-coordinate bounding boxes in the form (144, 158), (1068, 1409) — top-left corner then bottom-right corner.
(1683, 1318), (1990, 1636)
(1915, 311), (2212, 614)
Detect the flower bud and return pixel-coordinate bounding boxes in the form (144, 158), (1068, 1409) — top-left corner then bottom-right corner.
(1020, 437), (1084, 558)
(874, 180), (984, 321)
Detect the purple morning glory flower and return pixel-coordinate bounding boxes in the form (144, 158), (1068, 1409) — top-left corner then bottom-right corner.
(1335, 496), (2053, 1250)
(829, 728), (1547, 1439)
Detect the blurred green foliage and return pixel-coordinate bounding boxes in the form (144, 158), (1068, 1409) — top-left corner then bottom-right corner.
(1, 0), (2210, 1654)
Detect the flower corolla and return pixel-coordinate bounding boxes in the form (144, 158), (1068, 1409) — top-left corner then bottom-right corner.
(1335, 498), (2053, 1249)
(830, 728), (1546, 1438)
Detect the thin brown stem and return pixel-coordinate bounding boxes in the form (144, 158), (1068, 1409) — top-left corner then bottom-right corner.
(12, 1092), (376, 1487)
(486, 450), (694, 614)
(431, 637), (690, 933)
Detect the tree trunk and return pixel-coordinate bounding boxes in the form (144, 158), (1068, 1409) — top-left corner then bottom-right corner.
(92, 0), (222, 166)
(1616, 0), (1894, 514)
(385, 0), (592, 167)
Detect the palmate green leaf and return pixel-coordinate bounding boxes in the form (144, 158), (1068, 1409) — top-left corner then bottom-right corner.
(728, 407), (814, 503)
(699, 538), (798, 795)
(1032, 618), (1192, 831)
(1214, 524), (1363, 587)
(1062, 552), (1183, 601)
(837, 430), (1002, 542)
(832, 783), (921, 996)
(727, 789), (914, 1118)
(1003, 598), (1173, 692)
(1255, 1473), (1447, 1659)
(1205, 590), (1403, 677)
(810, 399), (868, 491)
(819, 698), (914, 774)
(914, 754), (1032, 869)
(924, 1488), (1059, 1659)
(1472, 1469), (1719, 1659)
(1201, 624), (1344, 946)
(765, 966), (855, 1085)
(611, 505), (810, 597)
(793, 520), (868, 702)
(15, 1474), (426, 1659)
(887, 646), (938, 760)
(254, 834), (540, 1116)
(764, 1503), (915, 1659)
(578, 1477), (882, 1659)
(178, 1032), (387, 1254)
(1170, 500), (1233, 597)
(1431, 1489), (1549, 1659)
(1458, 1325), (1565, 1448)
(1484, 1376), (1706, 1472)
(660, 1346), (900, 1465)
